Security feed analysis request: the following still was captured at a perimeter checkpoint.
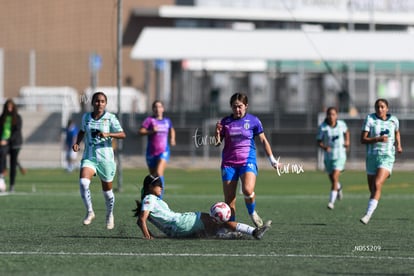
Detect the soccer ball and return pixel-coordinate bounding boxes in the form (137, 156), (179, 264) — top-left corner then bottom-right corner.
(0, 178), (6, 192)
(209, 202), (231, 223)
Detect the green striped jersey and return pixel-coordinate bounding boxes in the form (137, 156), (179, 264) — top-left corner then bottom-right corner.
(362, 113), (399, 156)
(316, 119), (348, 160)
(80, 111), (123, 162)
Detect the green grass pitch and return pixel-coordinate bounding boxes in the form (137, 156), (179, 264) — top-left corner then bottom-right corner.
(0, 168), (414, 275)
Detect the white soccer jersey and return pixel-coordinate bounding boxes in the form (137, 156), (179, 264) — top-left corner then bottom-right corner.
(141, 194), (204, 237)
(362, 113), (399, 156)
(141, 194), (183, 237)
(80, 111), (123, 162)
(316, 119), (348, 160)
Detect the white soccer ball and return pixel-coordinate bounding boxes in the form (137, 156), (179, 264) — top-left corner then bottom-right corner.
(209, 202), (231, 223)
(0, 178), (6, 192)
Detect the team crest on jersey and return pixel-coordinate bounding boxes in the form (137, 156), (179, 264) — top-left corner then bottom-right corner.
(244, 121), (250, 130)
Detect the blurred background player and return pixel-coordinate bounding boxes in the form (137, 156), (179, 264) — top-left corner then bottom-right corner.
(360, 98), (402, 224)
(0, 99), (24, 192)
(134, 174), (271, 240)
(316, 107), (350, 210)
(139, 100), (175, 198)
(215, 92), (278, 227)
(64, 119), (78, 172)
(72, 92), (126, 230)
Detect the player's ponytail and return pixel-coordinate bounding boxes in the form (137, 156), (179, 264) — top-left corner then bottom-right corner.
(132, 200), (142, 217)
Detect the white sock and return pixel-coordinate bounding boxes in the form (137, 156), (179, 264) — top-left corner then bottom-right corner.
(337, 183), (342, 190)
(329, 190), (338, 204)
(79, 178), (93, 212)
(103, 190), (115, 216)
(366, 199), (378, 217)
(235, 223), (255, 235)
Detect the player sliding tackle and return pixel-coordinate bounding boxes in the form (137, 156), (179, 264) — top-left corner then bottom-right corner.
(133, 174), (272, 239)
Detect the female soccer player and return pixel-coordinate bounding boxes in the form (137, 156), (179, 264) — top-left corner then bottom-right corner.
(139, 100), (175, 198)
(0, 99), (24, 192)
(360, 98), (402, 224)
(134, 174), (271, 240)
(316, 107), (350, 210)
(215, 93), (278, 227)
(72, 92), (126, 230)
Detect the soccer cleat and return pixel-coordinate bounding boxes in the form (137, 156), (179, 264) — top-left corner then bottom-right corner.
(106, 213), (114, 230)
(337, 188), (343, 200)
(250, 210), (263, 228)
(360, 215), (371, 225)
(83, 211), (95, 225)
(216, 228), (244, 239)
(327, 202), (334, 210)
(253, 220), (272, 240)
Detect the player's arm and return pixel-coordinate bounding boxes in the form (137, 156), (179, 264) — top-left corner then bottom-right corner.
(360, 130), (387, 144)
(139, 127), (152, 136)
(99, 131), (126, 139)
(395, 130), (402, 153)
(214, 121), (222, 146)
(316, 127), (330, 151)
(138, 210), (153, 240)
(344, 130), (350, 149)
(170, 127), (176, 146)
(72, 130), (85, 152)
(258, 132), (278, 169)
(317, 139), (329, 151)
(139, 123), (159, 136)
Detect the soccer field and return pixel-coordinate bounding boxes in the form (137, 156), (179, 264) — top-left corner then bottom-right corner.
(0, 168), (414, 275)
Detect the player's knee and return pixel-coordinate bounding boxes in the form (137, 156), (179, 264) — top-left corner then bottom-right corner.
(244, 192), (255, 199)
(80, 178), (91, 190)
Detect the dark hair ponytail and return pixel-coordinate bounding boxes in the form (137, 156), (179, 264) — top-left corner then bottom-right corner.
(132, 200), (142, 218)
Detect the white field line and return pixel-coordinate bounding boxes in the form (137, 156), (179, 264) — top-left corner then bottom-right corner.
(2, 192), (414, 200)
(0, 251), (414, 261)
